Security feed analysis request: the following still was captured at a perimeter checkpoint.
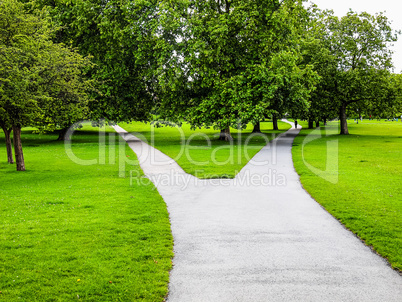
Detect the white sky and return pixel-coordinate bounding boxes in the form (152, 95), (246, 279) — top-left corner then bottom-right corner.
(307, 0), (402, 73)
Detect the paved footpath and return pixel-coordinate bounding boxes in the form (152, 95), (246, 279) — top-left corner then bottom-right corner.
(113, 122), (401, 302)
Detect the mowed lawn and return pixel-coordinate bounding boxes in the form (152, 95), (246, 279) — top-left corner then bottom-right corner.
(119, 121), (291, 178)
(0, 126), (173, 301)
(292, 120), (402, 271)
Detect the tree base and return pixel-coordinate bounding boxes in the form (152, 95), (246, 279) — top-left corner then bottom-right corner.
(219, 128), (233, 141)
(13, 125), (26, 171)
(57, 128), (71, 141)
(272, 114), (278, 130)
(252, 122), (261, 133)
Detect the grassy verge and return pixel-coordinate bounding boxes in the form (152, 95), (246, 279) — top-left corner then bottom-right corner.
(292, 120), (402, 271)
(0, 126), (173, 301)
(119, 121), (291, 178)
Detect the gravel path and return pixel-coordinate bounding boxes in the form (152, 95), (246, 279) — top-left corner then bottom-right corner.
(113, 122), (401, 302)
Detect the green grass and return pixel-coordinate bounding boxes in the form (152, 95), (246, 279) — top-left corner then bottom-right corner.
(0, 126), (173, 301)
(292, 120), (402, 271)
(3, 117), (399, 301)
(119, 121), (291, 178)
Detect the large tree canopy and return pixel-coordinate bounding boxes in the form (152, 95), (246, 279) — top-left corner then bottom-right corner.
(156, 0), (318, 139)
(31, 0), (163, 123)
(3, 0), (402, 171)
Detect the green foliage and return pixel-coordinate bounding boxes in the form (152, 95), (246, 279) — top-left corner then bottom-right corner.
(157, 0), (317, 129)
(0, 0), (93, 170)
(32, 0), (162, 122)
(303, 7), (400, 133)
(0, 126), (173, 301)
(12, 1), (401, 134)
(35, 43), (93, 132)
(0, 0), (47, 127)
(292, 121), (402, 271)
(0, 0), (91, 129)
(368, 73), (402, 119)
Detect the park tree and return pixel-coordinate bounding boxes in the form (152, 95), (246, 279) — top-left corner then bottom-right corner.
(367, 73), (402, 119)
(0, 0), (92, 170)
(0, 0), (47, 169)
(309, 9), (399, 134)
(29, 0), (163, 124)
(156, 0), (317, 140)
(300, 28), (339, 128)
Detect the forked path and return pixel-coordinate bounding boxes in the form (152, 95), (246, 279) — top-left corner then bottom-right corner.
(113, 123), (401, 302)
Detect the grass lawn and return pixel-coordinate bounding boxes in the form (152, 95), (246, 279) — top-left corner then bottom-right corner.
(119, 121), (291, 178)
(0, 126), (173, 301)
(292, 120), (402, 271)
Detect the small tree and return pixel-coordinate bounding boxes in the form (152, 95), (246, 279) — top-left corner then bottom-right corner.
(0, 0), (92, 170)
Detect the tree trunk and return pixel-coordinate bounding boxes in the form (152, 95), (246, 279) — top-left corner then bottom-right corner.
(1, 123), (13, 164)
(272, 114), (278, 130)
(323, 117), (327, 125)
(316, 121), (320, 127)
(219, 129), (225, 140)
(218, 127), (233, 141)
(57, 127), (70, 141)
(4, 128), (14, 164)
(252, 122), (261, 133)
(13, 125), (26, 171)
(339, 103), (349, 135)
(308, 119), (314, 129)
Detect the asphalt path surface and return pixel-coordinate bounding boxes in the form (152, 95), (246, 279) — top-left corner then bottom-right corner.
(114, 122), (401, 301)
